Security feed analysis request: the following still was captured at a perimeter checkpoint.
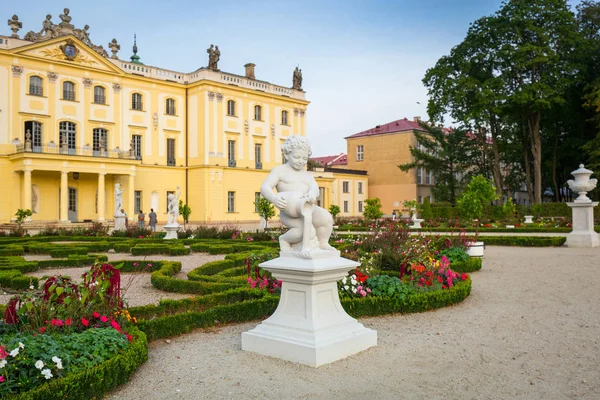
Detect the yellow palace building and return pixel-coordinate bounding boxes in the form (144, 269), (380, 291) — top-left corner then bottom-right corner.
(0, 10), (366, 225)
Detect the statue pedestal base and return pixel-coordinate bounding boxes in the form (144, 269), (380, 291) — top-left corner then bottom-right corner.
(163, 224), (179, 240)
(410, 219), (424, 229)
(242, 255), (377, 367)
(567, 202), (599, 248)
(114, 215), (126, 231)
(524, 215), (534, 224)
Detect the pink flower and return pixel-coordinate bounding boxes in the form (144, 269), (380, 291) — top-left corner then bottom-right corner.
(110, 319), (122, 332)
(100, 316), (108, 323)
(0, 376), (4, 383)
(93, 312), (100, 318)
(81, 317), (89, 327)
(0, 346), (8, 359)
(366, 288), (371, 293)
(65, 318), (72, 326)
(133, 262), (139, 267)
(50, 319), (64, 327)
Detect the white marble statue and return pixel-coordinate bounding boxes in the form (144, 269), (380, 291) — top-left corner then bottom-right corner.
(261, 135), (335, 256)
(167, 186), (181, 224)
(114, 183), (124, 216)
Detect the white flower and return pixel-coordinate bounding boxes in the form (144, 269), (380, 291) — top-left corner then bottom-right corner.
(9, 348), (19, 357)
(52, 356), (63, 369)
(18, 342), (24, 349)
(35, 360), (45, 369)
(29, 285), (34, 290)
(41, 368), (53, 379)
(351, 279), (357, 285)
(0, 360), (6, 368)
(344, 285), (349, 290)
(342, 277), (347, 284)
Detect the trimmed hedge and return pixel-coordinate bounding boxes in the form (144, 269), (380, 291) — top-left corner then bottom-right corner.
(0, 245), (25, 256)
(151, 261), (242, 295)
(481, 236), (566, 247)
(5, 327), (148, 400)
(50, 247), (88, 258)
(450, 258), (482, 273)
(37, 254), (109, 269)
(0, 269), (39, 290)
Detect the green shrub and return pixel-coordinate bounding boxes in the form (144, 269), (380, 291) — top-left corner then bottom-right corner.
(0, 245), (25, 256)
(37, 255), (108, 269)
(420, 197), (433, 220)
(50, 247), (88, 258)
(481, 236), (566, 246)
(169, 246), (191, 256)
(450, 258), (482, 272)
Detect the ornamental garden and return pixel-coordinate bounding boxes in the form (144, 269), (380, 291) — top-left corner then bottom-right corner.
(0, 209), (580, 398)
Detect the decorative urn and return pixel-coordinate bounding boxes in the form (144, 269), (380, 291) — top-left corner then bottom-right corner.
(567, 164), (597, 203)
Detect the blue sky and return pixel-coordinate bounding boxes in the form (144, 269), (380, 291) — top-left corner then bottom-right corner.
(5, 0), (583, 156)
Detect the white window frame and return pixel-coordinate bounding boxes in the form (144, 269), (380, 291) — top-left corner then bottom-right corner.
(357, 145), (364, 161)
(228, 191), (235, 213)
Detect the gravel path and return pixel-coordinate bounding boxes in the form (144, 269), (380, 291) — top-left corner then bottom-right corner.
(106, 246), (600, 400)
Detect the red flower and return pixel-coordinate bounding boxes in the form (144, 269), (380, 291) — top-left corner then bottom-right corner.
(0, 346), (8, 359)
(93, 312), (101, 318)
(65, 318), (72, 326)
(110, 319), (122, 332)
(81, 317), (89, 327)
(100, 315), (108, 323)
(50, 319), (64, 327)
(461, 273), (468, 281)
(38, 326), (47, 334)
(126, 333), (133, 342)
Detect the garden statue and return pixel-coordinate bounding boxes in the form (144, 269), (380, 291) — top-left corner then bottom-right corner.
(167, 186), (181, 225)
(260, 135), (335, 257)
(114, 183), (125, 216)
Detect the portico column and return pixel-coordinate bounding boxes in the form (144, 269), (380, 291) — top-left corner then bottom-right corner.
(60, 171), (69, 222)
(23, 168), (32, 221)
(97, 172), (106, 222)
(128, 174), (135, 217)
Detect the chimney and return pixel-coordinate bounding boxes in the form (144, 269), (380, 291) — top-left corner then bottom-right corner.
(244, 63), (256, 80)
(413, 116), (421, 123)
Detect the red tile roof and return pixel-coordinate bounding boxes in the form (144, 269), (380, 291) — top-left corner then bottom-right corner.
(311, 153), (347, 166)
(345, 117), (427, 139)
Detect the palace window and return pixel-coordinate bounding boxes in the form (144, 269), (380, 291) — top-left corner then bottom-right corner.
(29, 76), (43, 96)
(63, 81), (76, 101)
(93, 128), (108, 156)
(281, 110), (288, 125)
(342, 181), (349, 193)
(254, 105), (262, 121)
(425, 170), (432, 185)
(227, 100), (236, 116)
(93, 86), (106, 104)
(228, 140), (236, 167)
(132, 134), (142, 159)
(358, 182), (363, 194)
(357, 145), (364, 161)
(255, 192), (261, 212)
(228, 191), (235, 213)
(166, 98), (176, 115)
(59, 121), (76, 154)
(344, 200), (349, 213)
(132, 93), (143, 111)
(255, 143), (262, 169)
(417, 167), (423, 184)
(358, 201), (363, 213)
(24, 121), (43, 152)
(134, 190), (142, 214)
(167, 138), (176, 166)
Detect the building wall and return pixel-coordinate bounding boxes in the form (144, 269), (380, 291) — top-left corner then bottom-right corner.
(346, 131), (434, 214)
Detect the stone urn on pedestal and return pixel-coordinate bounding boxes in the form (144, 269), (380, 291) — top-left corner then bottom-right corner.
(566, 164), (599, 248)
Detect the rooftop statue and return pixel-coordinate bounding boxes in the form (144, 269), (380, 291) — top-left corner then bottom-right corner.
(292, 66), (302, 90)
(7, 15), (22, 38)
(260, 135), (335, 258)
(207, 44), (220, 70)
(59, 8), (72, 25)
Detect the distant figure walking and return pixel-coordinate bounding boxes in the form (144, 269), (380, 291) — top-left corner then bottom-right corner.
(148, 208), (157, 232)
(138, 210), (145, 230)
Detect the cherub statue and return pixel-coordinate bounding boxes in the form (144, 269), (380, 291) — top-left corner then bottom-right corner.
(167, 186), (181, 224)
(74, 24), (90, 43)
(39, 14), (57, 38)
(260, 135), (335, 256)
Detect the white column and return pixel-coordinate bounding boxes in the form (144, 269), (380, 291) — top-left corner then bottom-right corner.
(128, 174), (135, 217)
(60, 171), (69, 222)
(23, 168), (32, 220)
(97, 172), (106, 222)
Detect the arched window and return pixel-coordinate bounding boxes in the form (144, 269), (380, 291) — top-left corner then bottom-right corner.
(281, 110), (289, 125)
(227, 100), (236, 116)
(24, 121), (43, 152)
(94, 86), (106, 104)
(63, 81), (76, 101)
(59, 121), (77, 154)
(254, 105), (262, 121)
(132, 93), (143, 110)
(29, 76), (43, 96)
(166, 98), (176, 115)
(93, 128), (108, 156)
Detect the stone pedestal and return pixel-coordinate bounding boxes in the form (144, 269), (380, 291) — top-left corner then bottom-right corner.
(566, 202), (599, 248)
(242, 254), (377, 367)
(114, 215), (126, 231)
(410, 219), (424, 229)
(163, 224), (179, 240)
(524, 215), (534, 224)
(466, 241), (485, 257)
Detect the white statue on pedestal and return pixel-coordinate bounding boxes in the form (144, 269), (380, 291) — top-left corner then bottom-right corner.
(261, 135), (335, 257)
(114, 183), (124, 216)
(167, 186), (181, 225)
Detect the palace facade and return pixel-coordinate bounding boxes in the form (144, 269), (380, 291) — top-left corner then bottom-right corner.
(0, 10), (367, 224)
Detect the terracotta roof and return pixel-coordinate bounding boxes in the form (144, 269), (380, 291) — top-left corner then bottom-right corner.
(345, 117), (427, 139)
(311, 153), (347, 166)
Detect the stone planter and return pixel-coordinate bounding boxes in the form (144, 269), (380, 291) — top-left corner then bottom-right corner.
(524, 215), (534, 224)
(466, 241), (484, 257)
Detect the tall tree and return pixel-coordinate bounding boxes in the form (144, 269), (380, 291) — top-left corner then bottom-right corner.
(398, 123), (476, 205)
